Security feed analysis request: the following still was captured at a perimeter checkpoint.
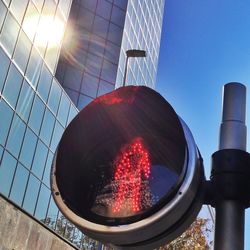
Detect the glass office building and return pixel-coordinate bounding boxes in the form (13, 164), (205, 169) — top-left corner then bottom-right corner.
(116, 0), (165, 89)
(56, 0), (165, 110)
(0, 0), (165, 249)
(0, 0), (93, 248)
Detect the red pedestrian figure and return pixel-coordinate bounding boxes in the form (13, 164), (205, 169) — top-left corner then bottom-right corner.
(112, 137), (151, 214)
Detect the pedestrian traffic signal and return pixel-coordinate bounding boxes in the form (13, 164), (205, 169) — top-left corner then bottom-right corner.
(51, 86), (205, 249)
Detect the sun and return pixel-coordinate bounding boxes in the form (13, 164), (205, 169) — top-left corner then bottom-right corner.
(23, 14), (65, 48)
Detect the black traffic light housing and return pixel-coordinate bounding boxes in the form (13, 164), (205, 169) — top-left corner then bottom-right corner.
(51, 86), (205, 249)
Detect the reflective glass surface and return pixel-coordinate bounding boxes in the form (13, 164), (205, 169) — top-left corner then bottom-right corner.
(56, 0), (128, 110)
(48, 79), (62, 115)
(10, 0), (29, 24)
(13, 30), (32, 73)
(34, 184), (51, 220)
(0, 151), (17, 196)
(28, 96), (45, 134)
(22, 174), (40, 214)
(19, 127), (37, 168)
(37, 64), (53, 102)
(57, 93), (70, 126)
(9, 163), (29, 206)
(40, 108), (55, 146)
(3, 64), (23, 109)
(6, 114), (26, 158)
(116, 0), (165, 89)
(0, 100), (14, 146)
(0, 47), (10, 93)
(26, 46), (43, 88)
(16, 80), (35, 122)
(0, 0), (87, 248)
(0, 12), (20, 56)
(31, 140), (48, 178)
(0, 1), (7, 35)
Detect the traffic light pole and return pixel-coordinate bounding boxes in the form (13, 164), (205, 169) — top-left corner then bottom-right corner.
(214, 83), (246, 250)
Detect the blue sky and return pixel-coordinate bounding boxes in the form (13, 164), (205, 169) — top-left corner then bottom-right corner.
(156, 0), (250, 248)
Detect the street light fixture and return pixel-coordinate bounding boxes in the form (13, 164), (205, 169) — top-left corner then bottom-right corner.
(122, 49), (146, 87)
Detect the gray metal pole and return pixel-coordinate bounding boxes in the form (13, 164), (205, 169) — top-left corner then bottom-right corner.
(122, 56), (129, 87)
(214, 82), (246, 250)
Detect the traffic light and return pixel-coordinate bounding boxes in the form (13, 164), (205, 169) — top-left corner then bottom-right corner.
(51, 86), (205, 249)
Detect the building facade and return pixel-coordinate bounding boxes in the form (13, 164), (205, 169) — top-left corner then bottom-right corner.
(0, 0), (165, 249)
(56, 0), (165, 110)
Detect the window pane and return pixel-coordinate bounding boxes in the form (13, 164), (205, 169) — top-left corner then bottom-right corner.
(96, 0), (112, 20)
(28, 96), (45, 134)
(26, 47), (43, 88)
(93, 15), (109, 39)
(9, 163), (29, 206)
(13, 30), (32, 73)
(19, 127), (37, 168)
(0, 1), (7, 32)
(0, 100), (13, 146)
(6, 115), (26, 158)
(42, 151), (53, 186)
(101, 60), (117, 84)
(32, 0), (44, 13)
(0, 12), (20, 56)
(22, 174), (40, 215)
(111, 5), (126, 27)
(64, 88), (79, 105)
(57, 93), (70, 126)
(31, 140), (48, 179)
(40, 108), (55, 146)
(81, 73), (98, 98)
(50, 121), (64, 152)
(114, 0), (128, 10)
(3, 64), (23, 109)
(16, 80), (35, 122)
(0, 146), (3, 160)
(58, 0), (71, 19)
(78, 94), (93, 109)
(0, 151), (17, 197)
(104, 41), (120, 63)
(45, 45), (60, 74)
(22, 1), (39, 41)
(10, 0), (29, 24)
(63, 65), (82, 92)
(67, 105), (78, 125)
(85, 53), (103, 76)
(48, 80), (62, 115)
(81, 0), (97, 12)
(97, 80), (114, 96)
(0, 47), (10, 93)
(45, 198), (58, 230)
(108, 23), (123, 45)
(37, 64), (53, 102)
(88, 34), (105, 57)
(77, 7), (94, 30)
(35, 184), (50, 220)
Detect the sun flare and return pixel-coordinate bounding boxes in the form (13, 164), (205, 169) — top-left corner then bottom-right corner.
(23, 15), (65, 48)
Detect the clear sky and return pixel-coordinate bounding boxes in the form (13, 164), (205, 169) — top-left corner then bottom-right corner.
(156, 0), (250, 248)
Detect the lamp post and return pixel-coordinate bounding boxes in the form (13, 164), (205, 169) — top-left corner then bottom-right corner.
(122, 49), (146, 87)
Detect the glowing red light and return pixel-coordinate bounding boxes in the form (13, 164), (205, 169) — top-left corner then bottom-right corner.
(112, 137), (151, 214)
(91, 86), (139, 106)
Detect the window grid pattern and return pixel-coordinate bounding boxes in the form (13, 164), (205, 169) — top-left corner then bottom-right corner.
(0, 0), (99, 249)
(56, 0), (128, 110)
(0, 0), (72, 75)
(116, 0), (165, 89)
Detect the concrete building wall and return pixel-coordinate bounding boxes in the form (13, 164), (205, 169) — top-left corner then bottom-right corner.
(0, 196), (76, 250)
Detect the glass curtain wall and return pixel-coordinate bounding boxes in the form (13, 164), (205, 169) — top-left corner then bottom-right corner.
(116, 0), (165, 89)
(0, 0), (97, 248)
(56, 0), (128, 110)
